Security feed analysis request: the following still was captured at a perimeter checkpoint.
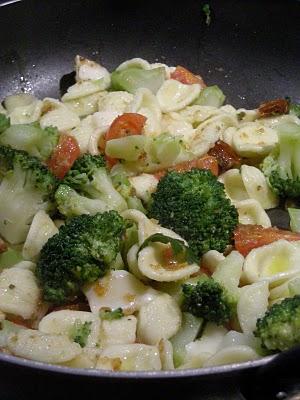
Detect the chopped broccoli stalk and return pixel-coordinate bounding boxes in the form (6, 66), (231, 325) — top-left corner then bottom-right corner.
(288, 208), (300, 232)
(194, 86), (225, 107)
(69, 320), (92, 348)
(36, 211), (127, 304)
(254, 295), (300, 352)
(182, 276), (236, 325)
(0, 247), (23, 269)
(55, 184), (111, 217)
(59, 154), (127, 217)
(138, 233), (198, 264)
(111, 67), (165, 94)
(261, 123), (300, 198)
(0, 114), (10, 134)
(100, 307), (124, 321)
(0, 124), (59, 161)
(0, 146), (57, 244)
(148, 169), (238, 257)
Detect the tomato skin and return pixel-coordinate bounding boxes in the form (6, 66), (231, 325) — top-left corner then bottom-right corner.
(234, 224), (300, 256)
(101, 113), (147, 167)
(47, 134), (80, 179)
(105, 113), (146, 142)
(154, 155), (219, 180)
(171, 66), (206, 87)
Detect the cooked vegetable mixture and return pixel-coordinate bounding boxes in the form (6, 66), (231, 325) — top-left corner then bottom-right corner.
(0, 56), (300, 371)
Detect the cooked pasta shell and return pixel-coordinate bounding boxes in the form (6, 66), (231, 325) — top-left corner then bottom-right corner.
(22, 210), (58, 261)
(240, 165), (279, 209)
(0, 265), (41, 320)
(137, 294), (181, 345)
(218, 169), (249, 203)
(84, 270), (159, 314)
(100, 343), (162, 371)
(70, 115), (97, 154)
(237, 281), (269, 334)
(75, 55), (110, 84)
(39, 310), (101, 348)
(100, 315), (137, 346)
(116, 58), (150, 71)
(7, 329), (81, 363)
(243, 239), (300, 286)
(40, 98), (80, 131)
(157, 79), (201, 112)
(203, 345), (259, 367)
(128, 173), (158, 203)
(236, 199), (271, 228)
(158, 339), (174, 370)
(201, 250), (225, 274)
(129, 88), (162, 136)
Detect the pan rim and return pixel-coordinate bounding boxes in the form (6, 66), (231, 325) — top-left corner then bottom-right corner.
(0, 352), (275, 378)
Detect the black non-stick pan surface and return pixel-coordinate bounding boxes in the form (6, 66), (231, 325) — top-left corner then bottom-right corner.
(0, 0), (300, 399)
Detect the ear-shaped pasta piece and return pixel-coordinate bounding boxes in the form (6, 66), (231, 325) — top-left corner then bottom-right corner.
(182, 323), (227, 369)
(157, 79), (201, 112)
(84, 270), (159, 314)
(100, 315), (137, 346)
(159, 339), (174, 370)
(137, 294), (181, 345)
(40, 98), (80, 131)
(62, 80), (108, 103)
(236, 199), (271, 228)
(221, 126), (236, 147)
(202, 345), (259, 367)
(218, 169), (249, 203)
(236, 108), (258, 123)
(243, 239), (300, 286)
(64, 92), (102, 118)
(237, 281), (269, 334)
(269, 273), (300, 301)
(0, 320), (24, 348)
(0, 265), (41, 319)
(212, 251), (244, 298)
(61, 348), (101, 369)
(260, 114), (300, 129)
(176, 105), (218, 126)
(127, 244), (145, 281)
(100, 343), (162, 371)
(240, 165), (279, 209)
(220, 330), (259, 349)
(7, 329), (81, 363)
(128, 173), (158, 203)
(150, 63), (175, 79)
(22, 210), (58, 261)
(138, 245), (199, 282)
(129, 88), (162, 136)
(70, 115), (97, 154)
(75, 55), (110, 84)
(5, 94), (42, 125)
(39, 310), (101, 348)
(99, 91), (133, 114)
(232, 122), (278, 157)
(163, 119), (195, 143)
(201, 250), (225, 274)
(191, 114), (237, 158)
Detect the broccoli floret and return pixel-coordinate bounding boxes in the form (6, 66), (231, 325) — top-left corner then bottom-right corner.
(69, 320), (92, 348)
(0, 123), (59, 161)
(58, 154), (127, 217)
(0, 146), (56, 244)
(36, 211), (127, 304)
(254, 295), (300, 352)
(182, 276), (236, 325)
(261, 123), (300, 198)
(148, 169), (238, 257)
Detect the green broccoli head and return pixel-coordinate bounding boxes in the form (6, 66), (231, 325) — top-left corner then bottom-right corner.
(261, 122), (300, 198)
(0, 123), (59, 161)
(254, 295), (300, 352)
(0, 146), (57, 244)
(36, 211), (127, 304)
(182, 276), (236, 325)
(148, 169), (238, 258)
(59, 154), (127, 216)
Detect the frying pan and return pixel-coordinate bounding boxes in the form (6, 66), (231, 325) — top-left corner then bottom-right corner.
(0, 0), (300, 398)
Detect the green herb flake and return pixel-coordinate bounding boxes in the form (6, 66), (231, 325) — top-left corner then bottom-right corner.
(202, 3), (211, 26)
(0, 114), (10, 134)
(99, 307), (124, 321)
(69, 319), (92, 348)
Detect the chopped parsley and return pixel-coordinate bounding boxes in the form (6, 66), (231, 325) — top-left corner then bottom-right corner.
(100, 307), (124, 321)
(202, 4), (211, 26)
